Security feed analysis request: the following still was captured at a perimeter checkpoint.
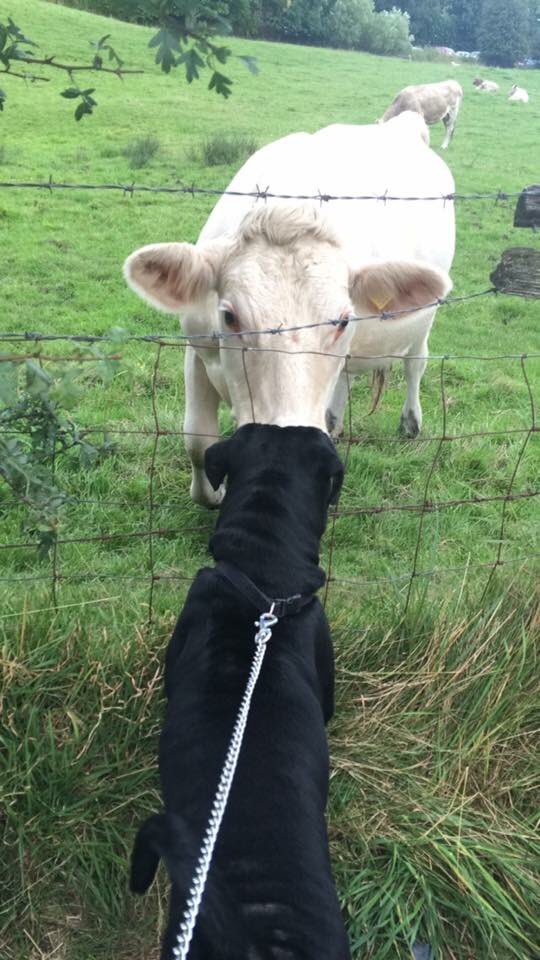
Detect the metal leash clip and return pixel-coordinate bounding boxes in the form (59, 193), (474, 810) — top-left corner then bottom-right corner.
(254, 604), (278, 645)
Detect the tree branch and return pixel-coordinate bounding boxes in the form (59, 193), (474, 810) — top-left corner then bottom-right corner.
(1, 67), (50, 82)
(16, 56), (144, 77)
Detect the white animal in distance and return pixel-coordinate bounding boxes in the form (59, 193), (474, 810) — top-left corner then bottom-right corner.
(508, 84), (529, 102)
(473, 77), (499, 92)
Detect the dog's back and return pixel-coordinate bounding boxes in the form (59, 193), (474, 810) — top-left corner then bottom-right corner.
(131, 427), (350, 959)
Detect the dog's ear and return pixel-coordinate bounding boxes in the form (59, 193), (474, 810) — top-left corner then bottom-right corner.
(328, 454), (344, 505)
(130, 814), (167, 895)
(319, 437), (344, 506)
(204, 438), (231, 491)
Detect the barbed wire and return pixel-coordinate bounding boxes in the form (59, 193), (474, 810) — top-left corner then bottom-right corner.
(1, 173), (538, 619)
(1, 337), (538, 620)
(0, 178), (532, 204)
(0, 288), (507, 346)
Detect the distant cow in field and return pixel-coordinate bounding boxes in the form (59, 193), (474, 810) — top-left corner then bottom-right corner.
(508, 84), (529, 102)
(473, 77), (499, 92)
(381, 80), (463, 149)
(124, 113), (454, 507)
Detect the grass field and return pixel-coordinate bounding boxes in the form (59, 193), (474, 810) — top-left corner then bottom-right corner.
(1, 1), (539, 958)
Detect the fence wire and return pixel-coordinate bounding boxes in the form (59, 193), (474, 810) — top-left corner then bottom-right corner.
(1, 178), (538, 625)
(0, 178), (533, 204)
(1, 332), (538, 624)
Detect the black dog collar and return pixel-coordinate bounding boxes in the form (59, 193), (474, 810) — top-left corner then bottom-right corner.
(215, 561), (314, 619)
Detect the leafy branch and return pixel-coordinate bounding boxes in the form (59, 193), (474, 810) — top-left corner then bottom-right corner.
(0, 3), (260, 119)
(0, 354), (118, 557)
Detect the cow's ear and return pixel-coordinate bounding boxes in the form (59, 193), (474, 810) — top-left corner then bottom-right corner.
(205, 438), (231, 491)
(349, 261), (452, 317)
(123, 241), (225, 313)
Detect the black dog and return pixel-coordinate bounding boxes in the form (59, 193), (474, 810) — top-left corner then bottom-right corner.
(131, 424), (351, 960)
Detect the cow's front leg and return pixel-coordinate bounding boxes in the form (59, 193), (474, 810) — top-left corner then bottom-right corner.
(184, 347), (224, 508)
(399, 338), (428, 438)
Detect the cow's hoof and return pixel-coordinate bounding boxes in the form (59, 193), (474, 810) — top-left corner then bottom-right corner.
(398, 411), (421, 438)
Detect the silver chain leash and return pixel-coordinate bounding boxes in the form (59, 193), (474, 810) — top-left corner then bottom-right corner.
(172, 606), (278, 960)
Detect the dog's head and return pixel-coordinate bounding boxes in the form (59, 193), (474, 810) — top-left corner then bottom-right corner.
(205, 424), (344, 508)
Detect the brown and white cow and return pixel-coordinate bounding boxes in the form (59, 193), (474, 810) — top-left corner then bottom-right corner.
(473, 77), (499, 92)
(381, 80), (463, 149)
(124, 113), (454, 506)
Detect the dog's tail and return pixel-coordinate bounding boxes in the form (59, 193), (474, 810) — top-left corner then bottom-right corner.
(131, 813), (271, 959)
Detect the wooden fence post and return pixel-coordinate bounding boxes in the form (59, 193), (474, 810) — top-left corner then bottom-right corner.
(490, 187), (540, 298)
(513, 185), (540, 229)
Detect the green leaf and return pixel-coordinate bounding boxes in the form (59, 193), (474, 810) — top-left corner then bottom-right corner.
(51, 370), (83, 410)
(0, 361), (18, 405)
(79, 441), (99, 470)
(208, 71), (233, 98)
(25, 360), (53, 396)
(238, 55), (259, 76)
(98, 359), (117, 386)
(0, 89), (6, 111)
(61, 87), (81, 99)
(212, 45), (231, 65)
(179, 48), (205, 83)
(149, 26), (181, 74)
(108, 326), (129, 344)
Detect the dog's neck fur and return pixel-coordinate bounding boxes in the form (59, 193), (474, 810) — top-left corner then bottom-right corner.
(209, 460), (329, 601)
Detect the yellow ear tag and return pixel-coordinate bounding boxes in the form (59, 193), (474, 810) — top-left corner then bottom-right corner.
(371, 293), (392, 313)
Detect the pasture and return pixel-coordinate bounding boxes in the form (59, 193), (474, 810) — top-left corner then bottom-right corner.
(1, 1), (539, 958)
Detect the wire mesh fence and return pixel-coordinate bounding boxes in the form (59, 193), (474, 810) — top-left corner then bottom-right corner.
(0, 179), (539, 627)
(1, 335), (538, 625)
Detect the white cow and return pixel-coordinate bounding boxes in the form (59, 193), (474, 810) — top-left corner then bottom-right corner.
(508, 84), (529, 102)
(125, 113), (455, 507)
(381, 80), (463, 149)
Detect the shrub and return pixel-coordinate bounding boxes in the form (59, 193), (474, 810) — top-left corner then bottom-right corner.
(122, 135), (160, 169)
(479, 0), (529, 67)
(191, 132), (258, 167)
(327, 0), (373, 50)
(364, 7), (411, 56)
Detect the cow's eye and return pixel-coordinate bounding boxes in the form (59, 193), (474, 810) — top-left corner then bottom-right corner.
(339, 318), (349, 330)
(219, 302), (238, 329)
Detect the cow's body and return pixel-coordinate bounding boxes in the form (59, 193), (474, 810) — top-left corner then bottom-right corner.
(125, 114), (455, 506)
(473, 78), (499, 92)
(382, 80), (463, 149)
(508, 84), (529, 102)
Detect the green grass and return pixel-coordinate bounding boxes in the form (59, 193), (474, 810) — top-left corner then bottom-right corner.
(0, 1), (539, 958)
(122, 135), (161, 169)
(188, 131), (260, 166)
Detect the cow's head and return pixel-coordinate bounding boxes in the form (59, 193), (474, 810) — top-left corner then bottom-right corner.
(124, 205), (450, 429)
